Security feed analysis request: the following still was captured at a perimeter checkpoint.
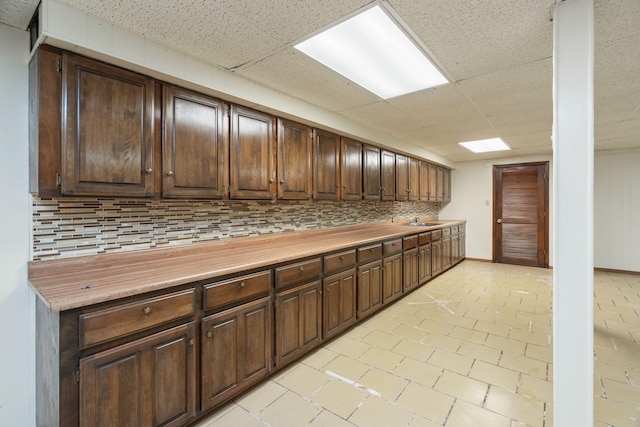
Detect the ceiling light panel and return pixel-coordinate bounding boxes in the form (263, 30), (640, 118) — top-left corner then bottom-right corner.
(458, 138), (511, 153)
(294, 5), (448, 99)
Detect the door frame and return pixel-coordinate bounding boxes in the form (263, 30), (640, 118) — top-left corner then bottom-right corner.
(492, 161), (549, 268)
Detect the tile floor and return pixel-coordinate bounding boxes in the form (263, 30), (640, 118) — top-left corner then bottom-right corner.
(195, 261), (640, 427)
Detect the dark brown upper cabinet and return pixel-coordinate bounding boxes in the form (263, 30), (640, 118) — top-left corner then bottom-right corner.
(277, 119), (312, 200)
(419, 161), (430, 201)
(380, 150), (395, 201)
(313, 129), (341, 200)
(230, 105), (276, 200)
(61, 52), (155, 197)
(441, 167), (451, 202)
(408, 157), (420, 201)
(340, 137), (363, 201)
(162, 85), (228, 199)
(395, 154), (409, 201)
(363, 145), (381, 201)
(429, 163), (438, 201)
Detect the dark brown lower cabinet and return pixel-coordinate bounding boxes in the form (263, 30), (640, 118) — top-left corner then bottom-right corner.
(323, 268), (357, 340)
(442, 237), (452, 270)
(382, 254), (403, 304)
(201, 297), (272, 412)
(459, 232), (466, 260)
(79, 322), (197, 427)
(357, 260), (383, 319)
(451, 234), (460, 265)
(432, 239), (443, 276)
(403, 247), (420, 293)
(275, 281), (322, 368)
(418, 243), (432, 285)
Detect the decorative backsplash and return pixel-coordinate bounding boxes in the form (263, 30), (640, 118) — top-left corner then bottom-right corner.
(32, 197), (440, 260)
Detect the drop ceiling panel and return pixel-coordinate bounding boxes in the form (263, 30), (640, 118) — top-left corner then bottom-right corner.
(405, 118), (497, 146)
(595, 91), (640, 125)
(0, 0), (38, 29)
(341, 102), (424, 134)
(503, 130), (552, 150)
(488, 106), (552, 136)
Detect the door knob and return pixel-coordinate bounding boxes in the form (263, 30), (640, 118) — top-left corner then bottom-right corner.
(497, 219), (502, 224)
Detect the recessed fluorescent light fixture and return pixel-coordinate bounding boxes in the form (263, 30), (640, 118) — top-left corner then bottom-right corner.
(294, 5), (448, 99)
(458, 138), (511, 153)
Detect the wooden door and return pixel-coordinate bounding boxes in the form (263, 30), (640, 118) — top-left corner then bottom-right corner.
(380, 150), (395, 201)
(363, 145), (381, 200)
(322, 269), (356, 340)
(357, 260), (382, 319)
(341, 137), (363, 201)
(428, 164), (438, 201)
(408, 158), (420, 201)
(382, 254), (403, 305)
(313, 129), (341, 200)
(201, 297), (271, 411)
(493, 163), (549, 267)
(403, 248), (419, 292)
(62, 53), (155, 197)
(79, 323), (196, 427)
(277, 118), (312, 200)
(395, 154), (409, 201)
(274, 281), (322, 368)
(419, 161), (430, 201)
(230, 106), (275, 199)
(163, 85), (228, 198)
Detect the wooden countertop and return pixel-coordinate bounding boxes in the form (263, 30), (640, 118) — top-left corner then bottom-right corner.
(28, 220), (465, 312)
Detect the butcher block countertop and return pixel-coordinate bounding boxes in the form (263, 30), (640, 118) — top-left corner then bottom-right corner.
(28, 220), (465, 312)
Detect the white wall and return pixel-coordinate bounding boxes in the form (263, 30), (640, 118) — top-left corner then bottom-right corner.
(439, 154), (554, 264)
(594, 148), (640, 272)
(0, 24), (35, 426)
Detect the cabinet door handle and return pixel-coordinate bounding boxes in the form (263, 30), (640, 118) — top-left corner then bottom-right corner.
(143, 307), (151, 315)
(339, 256), (344, 261)
(497, 219), (502, 224)
(299, 266), (304, 272)
(145, 168), (153, 174)
(189, 338), (195, 346)
(269, 178), (274, 183)
(239, 281), (246, 288)
(206, 331), (212, 338)
(280, 179), (284, 184)
(166, 170), (174, 176)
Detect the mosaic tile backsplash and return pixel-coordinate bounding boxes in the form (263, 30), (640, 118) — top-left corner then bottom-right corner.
(32, 197), (440, 260)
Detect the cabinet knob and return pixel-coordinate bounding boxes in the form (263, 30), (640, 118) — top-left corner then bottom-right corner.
(497, 219), (502, 224)
(239, 281), (246, 288)
(336, 184), (340, 188)
(280, 179), (284, 184)
(339, 256), (344, 261)
(145, 168), (153, 174)
(343, 185), (347, 188)
(269, 178), (274, 183)
(166, 170), (174, 176)
(206, 331), (212, 338)
(299, 266), (304, 272)
(143, 307), (151, 315)
(189, 338), (195, 346)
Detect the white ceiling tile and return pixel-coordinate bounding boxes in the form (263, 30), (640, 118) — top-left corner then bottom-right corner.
(488, 106), (552, 136)
(595, 91), (640, 124)
(503, 130), (552, 150)
(0, 0), (38, 29)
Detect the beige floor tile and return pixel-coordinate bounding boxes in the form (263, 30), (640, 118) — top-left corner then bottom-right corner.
(595, 345), (639, 366)
(327, 336), (372, 358)
(393, 312), (425, 327)
(197, 402), (237, 426)
(484, 387), (545, 427)
(394, 356), (443, 387)
(310, 378), (368, 419)
(499, 353), (548, 380)
(449, 325), (489, 344)
(445, 399), (511, 427)
(302, 348), (339, 370)
(418, 318), (456, 335)
(525, 343), (553, 363)
(396, 382), (455, 424)
(433, 370), (488, 405)
(408, 414), (443, 427)
(421, 331), (463, 352)
(464, 308), (501, 322)
(595, 359), (629, 383)
(202, 405), (265, 426)
(359, 367), (409, 401)
(457, 341), (502, 364)
(473, 319), (512, 337)
(393, 324), (429, 341)
(275, 363), (330, 397)
(348, 395), (413, 427)
(428, 348), (474, 375)
(470, 360), (519, 392)
(323, 355), (370, 380)
(235, 380), (287, 413)
(362, 329), (402, 350)
(359, 346), (405, 371)
(517, 374), (553, 403)
(602, 378), (640, 405)
(259, 391), (321, 426)
(485, 334), (527, 355)
(308, 409), (354, 427)
(594, 396), (640, 426)
(392, 339), (436, 362)
(508, 328), (552, 347)
(360, 315), (402, 333)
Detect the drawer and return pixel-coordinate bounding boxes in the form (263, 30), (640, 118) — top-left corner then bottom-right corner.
(403, 235), (418, 250)
(324, 249), (356, 275)
(431, 229), (442, 241)
(459, 223), (465, 232)
(358, 243), (382, 264)
(419, 232), (431, 246)
(275, 257), (322, 289)
(204, 270), (271, 311)
(383, 239), (402, 256)
(80, 288), (195, 348)
(442, 227), (451, 237)
(451, 225), (459, 234)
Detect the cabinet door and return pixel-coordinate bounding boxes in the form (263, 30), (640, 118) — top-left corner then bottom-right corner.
(382, 254), (403, 305)
(436, 167), (445, 201)
(357, 260), (382, 319)
(363, 145), (381, 200)
(418, 244), (432, 284)
(442, 168), (451, 202)
(314, 129), (341, 200)
(341, 137), (363, 200)
(395, 154), (409, 201)
(163, 85), (228, 198)
(275, 281), (322, 368)
(62, 53), (154, 197)
(442, 237), (452, 270)
(419, 161), (430, 201)
(201, 297), (271, 412)
(451, 234), (460, 264)
(323, 268), (357, 340)
(408, 158), (420, 201)
(380, 150), (395, 201)
(403, 248), (420, 292)
(79, 322), (196, 427)
(277, 118), (312, 200)
(432, 240), (443, 275)
(459, 232), (466, 259)
(428, 164), (438, 202)
(230, 106), (276, 199)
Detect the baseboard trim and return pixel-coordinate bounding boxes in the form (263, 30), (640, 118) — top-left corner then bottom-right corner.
(463, 258), (493, 263)
(594, 267), (640, 275)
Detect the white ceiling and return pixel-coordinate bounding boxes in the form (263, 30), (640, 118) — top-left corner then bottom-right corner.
(2, 0), (639, 163)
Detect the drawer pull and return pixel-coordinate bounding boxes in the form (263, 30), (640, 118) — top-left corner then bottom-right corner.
(339, 256), (344, 261)
(299, 266), (304, 272)
(239, 281), (246, 288)
(370, 248), (374, 252)
(206, 331), (212, 338)
(143, 307), (151, 315)
(189, 338), (195, 346)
